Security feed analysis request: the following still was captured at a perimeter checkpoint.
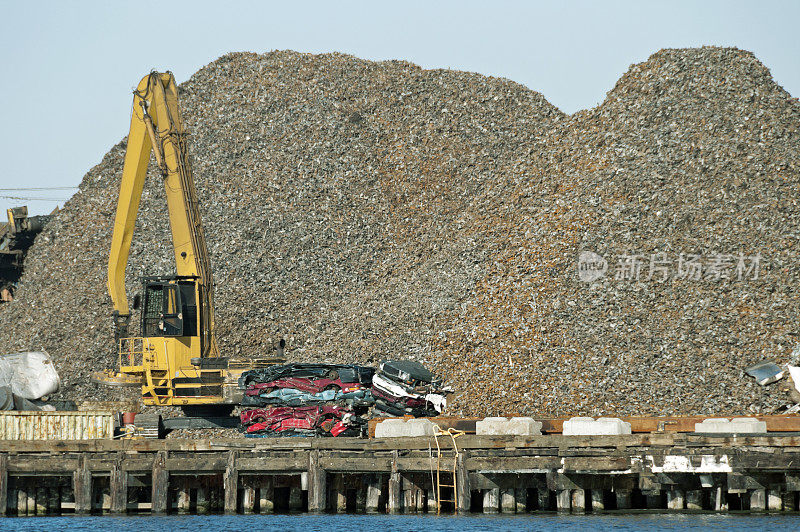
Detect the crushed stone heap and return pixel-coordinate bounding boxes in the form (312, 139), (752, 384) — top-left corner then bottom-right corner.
(0, 47), (798, 417)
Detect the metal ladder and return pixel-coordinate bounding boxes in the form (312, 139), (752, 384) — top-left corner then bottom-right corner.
(432, 427), (464, 514)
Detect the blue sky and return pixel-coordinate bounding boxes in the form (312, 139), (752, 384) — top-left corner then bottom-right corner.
(0, 0), (797, 215)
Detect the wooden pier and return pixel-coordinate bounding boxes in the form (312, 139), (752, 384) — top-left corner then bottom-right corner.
(1, 432), (800, 515)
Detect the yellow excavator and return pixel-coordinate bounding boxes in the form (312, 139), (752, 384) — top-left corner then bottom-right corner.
(93, 72), (279, 410)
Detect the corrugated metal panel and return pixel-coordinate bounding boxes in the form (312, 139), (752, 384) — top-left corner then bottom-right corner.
(0, 411), (114, 440)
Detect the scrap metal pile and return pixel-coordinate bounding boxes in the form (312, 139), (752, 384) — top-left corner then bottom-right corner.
(238, 360), (449, 437)
(0, 48), (798, 417)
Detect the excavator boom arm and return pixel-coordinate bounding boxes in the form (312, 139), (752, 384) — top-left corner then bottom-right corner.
(107, 72), (215, 355)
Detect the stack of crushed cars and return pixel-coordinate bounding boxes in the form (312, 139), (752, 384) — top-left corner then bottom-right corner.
(238, 360), (451, 437)
(238, 363), (374, 437)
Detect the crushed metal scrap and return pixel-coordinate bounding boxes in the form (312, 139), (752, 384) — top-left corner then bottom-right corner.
(238, 360), (450, 436)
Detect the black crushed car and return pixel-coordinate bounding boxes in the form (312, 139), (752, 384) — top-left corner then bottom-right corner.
(238, 363), (375, 389)
(378, 360), (441, 388)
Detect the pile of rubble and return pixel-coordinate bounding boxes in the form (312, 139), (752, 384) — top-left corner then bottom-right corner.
(0, 47), (797, 418)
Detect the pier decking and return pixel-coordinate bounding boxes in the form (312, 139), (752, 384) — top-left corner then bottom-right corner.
(2, 432), (800, 515)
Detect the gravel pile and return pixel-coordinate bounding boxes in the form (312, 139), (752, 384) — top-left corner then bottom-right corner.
(0, 47), (797, 418)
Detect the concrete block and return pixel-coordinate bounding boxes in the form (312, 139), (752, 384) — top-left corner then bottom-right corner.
(406, 419), (437, 436)
(694, 418), (767, 434)
(374, 419), (405, 438)
(562, 417), (631, 436)
(375, 418), (437, 438)
(476, 416), (542, 436)
(731, 418), (767, 433)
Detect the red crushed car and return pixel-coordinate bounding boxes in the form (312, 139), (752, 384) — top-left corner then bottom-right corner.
(240, 405), (358, 437)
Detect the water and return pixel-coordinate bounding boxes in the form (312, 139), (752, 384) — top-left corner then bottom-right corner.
(0, 513), (798, 531)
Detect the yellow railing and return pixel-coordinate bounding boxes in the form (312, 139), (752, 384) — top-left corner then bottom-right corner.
(118, 337), (153, 369)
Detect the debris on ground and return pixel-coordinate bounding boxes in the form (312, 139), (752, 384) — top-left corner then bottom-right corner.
(745, 361), (785, 386)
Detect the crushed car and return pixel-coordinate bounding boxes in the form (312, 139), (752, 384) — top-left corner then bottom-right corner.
(240, 405), (363, 437)
(246, 377), (368, 396)
(371, 360), (451, 417)
(242, 386), (374, 408)
(238, 363), (375, 389)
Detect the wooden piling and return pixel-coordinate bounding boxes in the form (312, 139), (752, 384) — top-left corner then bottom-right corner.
(0, 455), (6, 517)
(750, 489), (766, 511)
(355, 482), (367, 513)
(767, 489), (782, 511)
(591, 490), (604, 511)
(48, 485), (60, 515)
(258, 477), (274, 514)
(178, 478), (192, 514)
(151, 451), (168, 514)
(402, 475), (420, 513)
(425, 488), (435, 513)
(685, 490), (703, 510)
(41, 487), (51, 515)
(241, 479), (255, 514)
(645, 493), (662, 510)
(538, 488), (552, 511)
(25, 484), (34, 516)
(365, 474), (381, 514)
(571, 489), (585, 513)
(388, 451), (401, 514)
(714, 487), (727, 511)
(223, 451), (238, 514)
(36, 487), (46, 515)
(73, 455), (92, 514)
(781, 491), (794, 512)
(500, 488), (515, 513)
(455, 450), (470, 514)
(402, 486), (413, 513)
(557, 489), (571, 512)
(333, 474), (347, 513)
(667, 489), (684, 510)
(289, 486), (303, 512)
(615, 489), (631, 510)
(16, 486), (26, 516)
(307, 450), (325, 513)
(196, 484), (209, 514)
(110, 456), (127, 514)
(101, 484), (112, 513)
(515, 488), (527, 513)
(483, 488), (499, 513)
(413, 484), (425, 513)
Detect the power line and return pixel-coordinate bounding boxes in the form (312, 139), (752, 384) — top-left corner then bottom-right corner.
(0, 187), (78, 191)
(0, 195), (67, 201)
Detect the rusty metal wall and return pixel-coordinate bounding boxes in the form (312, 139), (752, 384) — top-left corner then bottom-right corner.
(0, 411), (114, 440)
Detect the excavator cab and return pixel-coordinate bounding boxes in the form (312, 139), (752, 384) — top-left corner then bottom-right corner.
(140, 276), (199, 338)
